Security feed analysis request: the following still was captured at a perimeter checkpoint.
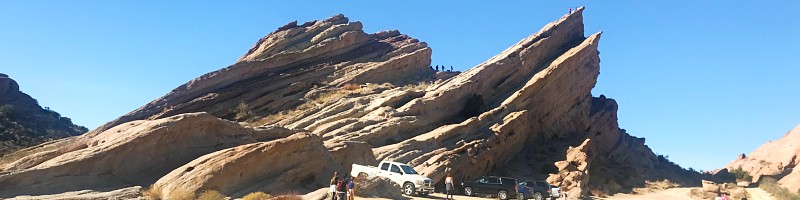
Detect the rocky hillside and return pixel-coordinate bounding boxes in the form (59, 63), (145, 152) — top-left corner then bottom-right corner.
(0, 7), (700, 199)
(725, 124), (800, 192)
(0, 73), (88, 156)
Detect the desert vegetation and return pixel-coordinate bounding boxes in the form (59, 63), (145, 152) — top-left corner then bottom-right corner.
(242, 191), (272, 200)
(759, 177), (800, 200)
(730, 167), (753, 182)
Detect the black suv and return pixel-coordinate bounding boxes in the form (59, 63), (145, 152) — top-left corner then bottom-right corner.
(461, 176), (519, 200)
(517, 180), (556, 200)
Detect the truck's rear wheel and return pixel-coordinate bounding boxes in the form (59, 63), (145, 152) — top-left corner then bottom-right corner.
(403, 182), (415, 196)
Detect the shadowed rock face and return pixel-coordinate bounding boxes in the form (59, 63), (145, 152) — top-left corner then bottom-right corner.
(0, 74), (88, 155)
(0, 7), (700, 199)
(725, 124), (800, 192)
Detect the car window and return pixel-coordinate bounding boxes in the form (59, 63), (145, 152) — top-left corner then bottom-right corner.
(390, 164), (402, 174)
(519, 182), (527, 186)
(400, 165), (418, 175)
(380, 163), (390, 171)
(536, 181), (548, 187)
(501, 178), (516, 185)
(487, 177), (500, 184)
(477, 178), (487, 184)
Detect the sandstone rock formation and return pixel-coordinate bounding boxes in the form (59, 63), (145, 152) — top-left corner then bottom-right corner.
(725, 123), (800, 192)
(151, 132), (334, 198)
(0, 7), (700, 199)
(0, 112), (278, 198)
(0, 74), (88, 155)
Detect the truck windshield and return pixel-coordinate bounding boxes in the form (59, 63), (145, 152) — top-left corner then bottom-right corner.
(400, 165), (418, 175)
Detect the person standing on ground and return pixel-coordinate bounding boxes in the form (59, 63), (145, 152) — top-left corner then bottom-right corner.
(337, 173), (348, 200)
(347, 176), (355, 200)
(445, 173), (454, 200)
(568, 7), (572, 14)
(450, 66), (453, 72)
(330, 172), (339, 200)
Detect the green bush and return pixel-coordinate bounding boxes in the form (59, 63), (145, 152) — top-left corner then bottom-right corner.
(731, 167), (752, 182)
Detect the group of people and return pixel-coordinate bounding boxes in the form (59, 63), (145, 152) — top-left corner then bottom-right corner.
(431, 65), (454, 72)
(329, 172), (355, 200)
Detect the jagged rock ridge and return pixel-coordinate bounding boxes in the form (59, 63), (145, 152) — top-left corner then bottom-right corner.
(0, 7), (699, 199)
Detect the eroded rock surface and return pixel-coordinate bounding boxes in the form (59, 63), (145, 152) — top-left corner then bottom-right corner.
(1, 7), (700, 199)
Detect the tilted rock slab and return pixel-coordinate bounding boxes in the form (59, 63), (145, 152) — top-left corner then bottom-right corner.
(0, 112), (273, 198)
(152, 133), (333, 198)
(88, 14), (433, 137)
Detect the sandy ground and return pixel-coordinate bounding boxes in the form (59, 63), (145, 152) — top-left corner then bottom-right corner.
(598, 187), (776, 200)
(342, 187), (777, 200)
(746, 187), (776, 200)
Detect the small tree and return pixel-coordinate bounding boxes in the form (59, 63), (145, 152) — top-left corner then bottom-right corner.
(731, 167), (752, 182)
(235, 101), (254, 122)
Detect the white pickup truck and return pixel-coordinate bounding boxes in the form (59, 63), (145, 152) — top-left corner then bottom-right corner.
(351, 160), (435, 196)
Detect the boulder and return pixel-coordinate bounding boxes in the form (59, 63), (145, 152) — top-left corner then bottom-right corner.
(0, 112), (268, 198)
(151, 133), (334, 198)
(354, 176), (403, 199)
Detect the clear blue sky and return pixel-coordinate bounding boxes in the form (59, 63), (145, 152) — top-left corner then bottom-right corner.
(2, 1), (798, 171)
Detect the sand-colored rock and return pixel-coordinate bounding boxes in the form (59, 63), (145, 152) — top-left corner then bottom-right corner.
(0, 7), (701, 199)
(725, 123), (800, 191)
(88, 14), (434, 137)
(151, 133), (332, 198)
(0, 112), (271, 198)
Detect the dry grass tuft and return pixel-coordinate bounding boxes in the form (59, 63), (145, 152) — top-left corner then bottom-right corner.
(632, 179), (679, 194)
(271, 192), (303, 200)
(197, 190), (226, 200)
(242, 191), (273, 200)
(142, 184), (163, 200)
(759, 177), (800, 200)
(168, 188), (196, 200)
(402, 81), (429, 91)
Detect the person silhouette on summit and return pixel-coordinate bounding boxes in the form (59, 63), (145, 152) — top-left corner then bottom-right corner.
(435, 65), (439, 71)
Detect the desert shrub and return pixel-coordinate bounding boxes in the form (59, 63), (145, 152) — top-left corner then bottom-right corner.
(235, 101), (255, 122)
(730, 167), (752, 182)
(143, 184), (163, 200)
(197, 190), (226, 200)
(271, 193), (303, 200)
(242, 191), (273, 200)
(759, 177), (800, 200)
(168, 189), (196, 200)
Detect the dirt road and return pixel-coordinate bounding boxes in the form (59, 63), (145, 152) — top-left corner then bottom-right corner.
(598, 188), (697, 200)
(746, 187), (776, 200)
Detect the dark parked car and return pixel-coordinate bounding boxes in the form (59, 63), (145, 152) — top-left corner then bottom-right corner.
(517, 180), (559, 200)
(461, 176), (519, 200)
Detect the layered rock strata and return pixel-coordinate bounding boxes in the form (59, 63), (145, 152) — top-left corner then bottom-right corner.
(0, 7), (700, 199)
